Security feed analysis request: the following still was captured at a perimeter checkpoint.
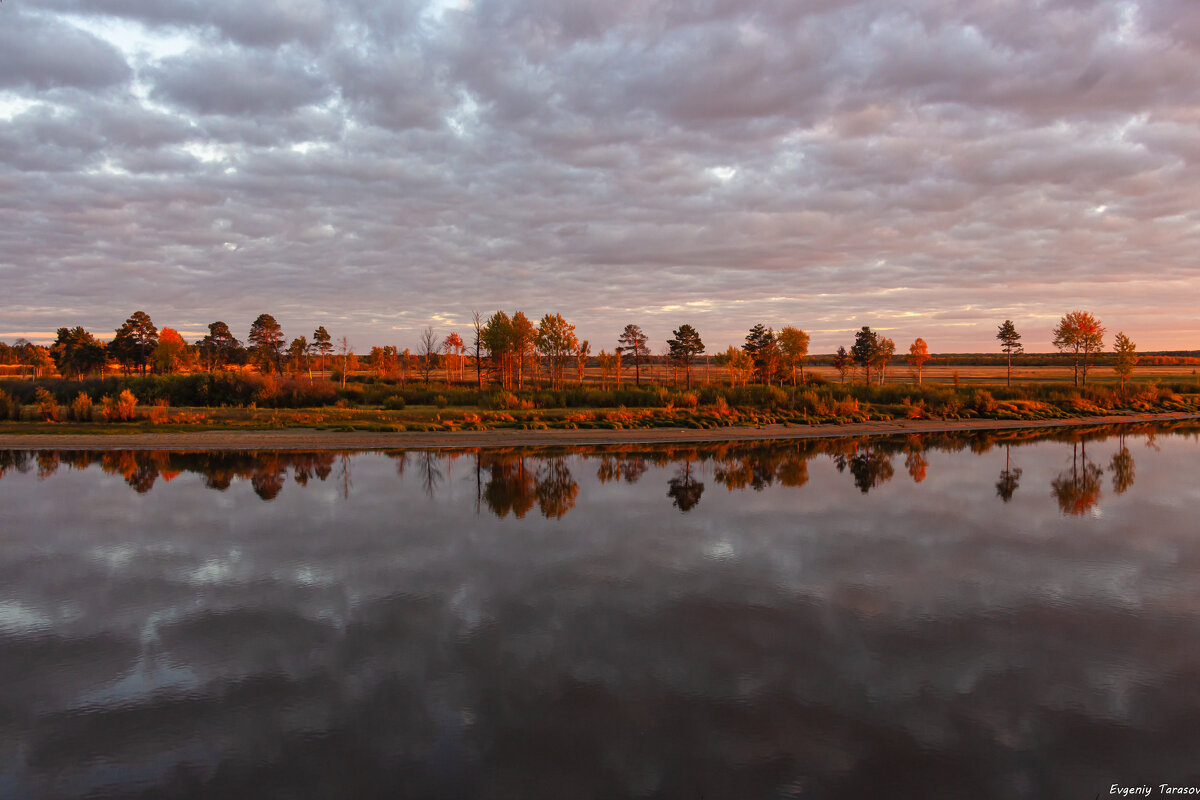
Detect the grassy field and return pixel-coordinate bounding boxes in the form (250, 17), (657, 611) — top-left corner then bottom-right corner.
(2, 363), (1199, 435)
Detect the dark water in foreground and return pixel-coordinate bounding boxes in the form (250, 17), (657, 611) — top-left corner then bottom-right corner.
(2, 423), (1200, 799)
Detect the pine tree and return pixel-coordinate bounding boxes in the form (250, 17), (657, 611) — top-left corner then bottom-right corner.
(996, 320), (1023, 387)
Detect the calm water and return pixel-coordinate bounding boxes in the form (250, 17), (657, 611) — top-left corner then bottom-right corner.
(2, 423), (1200, 799)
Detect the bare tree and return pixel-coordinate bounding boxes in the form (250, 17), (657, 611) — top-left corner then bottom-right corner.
(419, 326), (440, 385)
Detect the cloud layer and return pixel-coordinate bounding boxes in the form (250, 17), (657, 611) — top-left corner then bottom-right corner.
(2, 0), (1199, 351)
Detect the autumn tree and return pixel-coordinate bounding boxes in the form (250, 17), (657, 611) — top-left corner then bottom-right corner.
(1105, 331), (1138, 389)
(575, 340), (590, 384)
(850, 326), (881, 385)
(482, 311), (513, 388)
(312, 326), (333, 378)
(111, 311), (158, 375)
(1052, 311), (1105, 387)
(288, 336), (310, 378)
(596, 349), (617, 389)
(715, 345), (753, 387)
(198, 321), (243, 371)
(906, 338), (930, 384)
(777, 326), (810, 385)
(995, 320), (1023, 387)
(248, 314), (285, 374)
(535, 313), (577, 389)
(442, 332), (465, 383)
(510, 312), (536, 389)
(153, 328), (188, 374)
(831, 346), (852, 383)
(418, 326), (440, 384)
(743, 324), (781, 384)
(50, 327), (106, 379)
(873, 337), (896, 384)
(617, 324), (650, 386)
(667, 324), (705, 389)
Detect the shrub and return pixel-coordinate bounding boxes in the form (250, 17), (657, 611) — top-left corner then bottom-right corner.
(70, 391), (94, 422)
(102, 389), (139, 422)
(0, 390), (17, 421)
(971, 390), (998, 414)
(149, 398), (169, 424)
(677, 391), (699, 409)
(34, 387), (60, 422)
(382, 394), (406, 410)
(434, 394), (448, 409)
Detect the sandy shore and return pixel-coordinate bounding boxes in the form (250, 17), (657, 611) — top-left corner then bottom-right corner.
(1, 412), (1198, 450)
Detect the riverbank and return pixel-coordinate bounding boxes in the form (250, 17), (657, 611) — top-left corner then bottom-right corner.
(2, 411), (1198, 450)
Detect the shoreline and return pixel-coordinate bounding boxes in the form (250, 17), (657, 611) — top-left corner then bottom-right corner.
(1, 411), (1198, 450)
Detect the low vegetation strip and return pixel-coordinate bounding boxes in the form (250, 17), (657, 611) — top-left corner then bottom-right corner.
(1, 373), (1198, 439)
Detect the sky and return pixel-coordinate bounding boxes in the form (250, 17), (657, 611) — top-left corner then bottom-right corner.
(2, 0), (1199, 354)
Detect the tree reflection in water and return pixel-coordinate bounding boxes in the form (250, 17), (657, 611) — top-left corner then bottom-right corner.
(1110, 433), (1136, 495)
(996, 444), (1022, 503)
(1, 420), (1190, 518)
(1051, 439), (1104, 516)
(667, 461), (704, 512)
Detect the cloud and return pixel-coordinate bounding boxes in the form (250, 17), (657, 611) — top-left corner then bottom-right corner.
(2, 0), (1199, 351)
(0, 9), (131, 92)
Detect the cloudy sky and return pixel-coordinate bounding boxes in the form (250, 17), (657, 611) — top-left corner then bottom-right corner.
(2, 0), (1198, 353)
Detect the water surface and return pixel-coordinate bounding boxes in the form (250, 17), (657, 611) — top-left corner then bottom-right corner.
(2, 422), (1200, 798)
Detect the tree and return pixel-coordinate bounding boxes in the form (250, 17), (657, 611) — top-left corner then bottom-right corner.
(617, 324), (649, 386)
(575, 340), (591, 384)
(50, 327), (106, 379)
(996, 320), (1023, 387)
(596, 349), (617, 389)
(198, 321), (243, 371)
(535, 313), (578, 389)
(714, 345), (753, 387)
(1052, 311), (1105, 387)
(1112, 331), (1138, 389)
(471, 311), (486, 390)
(667, 324), (705, 389)
(906, 338), (930, 385)
(111, 311), (158, 375)
(337, 337), (352, 388)
(442, 332), (465, 383)
(850, 326), (881, 385)
(482, 311), (513, 388)
(743, 324), (781, 384)
(312, 326), (333, 378)
(153, 328), (188, 374)
(248, 314), (285, 374)
(831, 346), (852, 384)
(288, 336), (310, 378)
(777, 327), (810, 385)
(873, 337), (896, 383)
(511, 312), (536, 389)
(418, 326), (440, 384)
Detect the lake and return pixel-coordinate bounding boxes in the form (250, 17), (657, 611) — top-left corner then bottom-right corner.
(2, 422), (1200, 799)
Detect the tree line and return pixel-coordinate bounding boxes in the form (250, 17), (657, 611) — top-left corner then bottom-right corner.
(0, 309), (1145, 389)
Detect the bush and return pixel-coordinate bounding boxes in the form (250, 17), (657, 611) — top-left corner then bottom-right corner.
(434, 394), (448, 409)
(149, 398), (169, 424)
(971, 389), (998, 414)
(677, 391), (699, 409)
(0, 390), (17, 421)
(70, 391), (94, 422)
(102, 389), (138, 422)
(382, 394), (406, 410)
(34, 387), (60, 422)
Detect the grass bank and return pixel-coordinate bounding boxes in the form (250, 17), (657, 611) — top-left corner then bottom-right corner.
(1, 373), (1198, 434)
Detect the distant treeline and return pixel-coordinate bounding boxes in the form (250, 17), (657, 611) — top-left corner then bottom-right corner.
(0, 309), (1192, 388)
